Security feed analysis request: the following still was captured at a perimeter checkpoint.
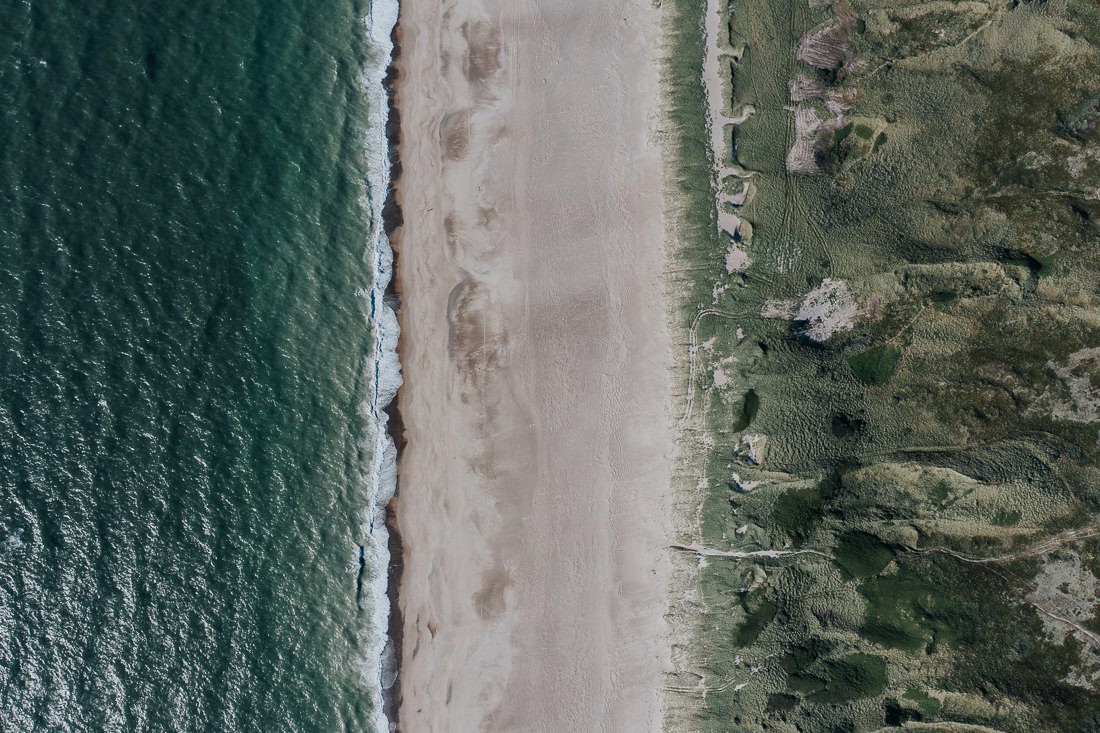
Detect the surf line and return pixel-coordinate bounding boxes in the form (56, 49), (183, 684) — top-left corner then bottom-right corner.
(362, 0), (403, 730)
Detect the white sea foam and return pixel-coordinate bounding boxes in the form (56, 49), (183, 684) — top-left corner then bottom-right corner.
(360, 0), (401, 730)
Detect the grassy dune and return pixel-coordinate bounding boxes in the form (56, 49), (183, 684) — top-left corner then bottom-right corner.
(663, 0), (1100, 728)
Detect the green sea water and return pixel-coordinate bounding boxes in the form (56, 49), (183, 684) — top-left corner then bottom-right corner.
(0, 0), (396, 729)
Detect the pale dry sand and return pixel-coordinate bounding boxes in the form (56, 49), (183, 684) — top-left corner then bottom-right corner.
(392, 0), (674, 730)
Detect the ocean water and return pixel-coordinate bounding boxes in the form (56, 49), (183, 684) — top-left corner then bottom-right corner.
(0, 0), (399, 730)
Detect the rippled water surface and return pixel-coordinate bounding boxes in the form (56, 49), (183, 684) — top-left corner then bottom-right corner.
(0, 0), (387, 729)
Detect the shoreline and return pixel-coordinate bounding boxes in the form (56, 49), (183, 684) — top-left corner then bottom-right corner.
(358, 1), (402, 730)
(380, 9), (405, 726)
(389, 0), (676, 728)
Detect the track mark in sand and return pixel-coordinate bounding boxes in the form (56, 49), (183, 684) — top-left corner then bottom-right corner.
(680, 307), (753, 429)
(671, 544), (832, 562)
(899, 527), (1100, 650)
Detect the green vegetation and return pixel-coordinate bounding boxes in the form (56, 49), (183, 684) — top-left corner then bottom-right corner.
(824, 123), (854, 170)
(662, 0), (1100, 726)
(903, 687), (942, 718)
(661, 0), (727, 329)
(771, 485), (824, 543)
(1036, 254), (1056, 277)
(807, 653), (888, 703)
(992, 509), (1022, 527)
(834, 530), (895, 579)
(848, 345), (901, 385)
(731, 388), (760, 431)
(735, 597), (778, 646)
(787, 672), (826, 695)
(859, 559), (967, 652)
(766, 693), (799, 712)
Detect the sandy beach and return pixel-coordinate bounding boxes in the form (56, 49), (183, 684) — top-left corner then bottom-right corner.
(391, 0), (674, 729)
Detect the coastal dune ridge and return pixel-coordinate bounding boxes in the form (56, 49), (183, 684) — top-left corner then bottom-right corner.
(388, 0), (677, 729)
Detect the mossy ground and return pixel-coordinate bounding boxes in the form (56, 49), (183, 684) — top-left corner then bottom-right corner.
(662, 0), (1100, 728)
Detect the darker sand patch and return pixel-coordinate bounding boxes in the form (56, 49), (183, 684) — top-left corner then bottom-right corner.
(440, 109), (471, 160)
(461, 20), (502, 85)
(473, 565), (512, 620)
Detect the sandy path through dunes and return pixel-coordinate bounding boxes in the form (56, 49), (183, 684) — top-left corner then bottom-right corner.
(393, 0), (673, 729)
